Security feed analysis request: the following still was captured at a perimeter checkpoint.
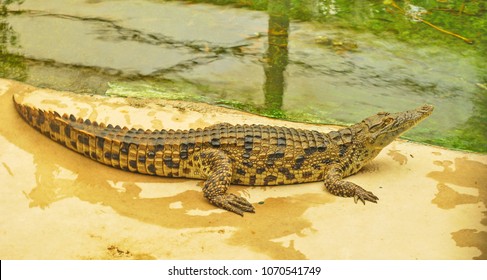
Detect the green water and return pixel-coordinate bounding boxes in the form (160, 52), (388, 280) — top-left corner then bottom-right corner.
(1, 0), (486, 152)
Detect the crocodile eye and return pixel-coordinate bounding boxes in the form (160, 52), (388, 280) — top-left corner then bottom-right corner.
(383, 117), (394, 126)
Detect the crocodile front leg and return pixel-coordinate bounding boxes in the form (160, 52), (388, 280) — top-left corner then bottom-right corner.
(323, 166), (379, 204)
(200, 149), (255, 216)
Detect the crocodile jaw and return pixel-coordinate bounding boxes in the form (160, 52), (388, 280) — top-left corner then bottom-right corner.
(365, 104), (434, 149)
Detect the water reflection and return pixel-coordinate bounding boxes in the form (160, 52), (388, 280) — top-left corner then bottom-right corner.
(0, 0), (26, 80)
(263, 0), (289, 111)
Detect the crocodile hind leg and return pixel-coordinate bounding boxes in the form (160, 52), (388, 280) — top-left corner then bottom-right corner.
(199, 149), (255, 216)
(323, 166), (379, 204)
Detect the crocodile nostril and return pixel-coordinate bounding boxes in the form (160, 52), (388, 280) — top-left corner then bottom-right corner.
(420, 104), (434, 113)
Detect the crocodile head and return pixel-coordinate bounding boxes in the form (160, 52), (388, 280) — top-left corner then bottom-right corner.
(362, 104), (434, 149)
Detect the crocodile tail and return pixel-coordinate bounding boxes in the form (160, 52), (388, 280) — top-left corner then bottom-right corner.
(13, 94), (64, 141)
(12, 94), (172, 176)
(12, 94), (126, 169)
(12, 94), (98, 157)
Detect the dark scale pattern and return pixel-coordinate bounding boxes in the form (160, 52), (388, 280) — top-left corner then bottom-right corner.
(137, 143), (148, 174)
(13, 95), (433, 215)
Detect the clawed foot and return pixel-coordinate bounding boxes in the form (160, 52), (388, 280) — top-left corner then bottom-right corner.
(353, 188), (379, 204)
(325, 178), (379, 205)
(209, 193), (255, 216)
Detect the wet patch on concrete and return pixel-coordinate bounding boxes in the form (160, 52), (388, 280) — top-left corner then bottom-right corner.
(427, 157), (487, 259)
(450, 229), (487, 260)
(428, 157), (486, 210)
(387, 149), (409, 165)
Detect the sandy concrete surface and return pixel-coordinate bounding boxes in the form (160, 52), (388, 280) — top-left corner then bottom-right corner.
(0, 79), (486, 259)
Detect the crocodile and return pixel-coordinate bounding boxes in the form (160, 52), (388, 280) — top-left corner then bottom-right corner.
(13, 95), (433, 215)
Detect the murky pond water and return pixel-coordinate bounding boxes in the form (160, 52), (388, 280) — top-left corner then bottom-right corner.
(1, 0), (486, 152)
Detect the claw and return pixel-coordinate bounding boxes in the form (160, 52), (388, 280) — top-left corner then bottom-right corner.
(353, 189), (379, 204)
(209, 193), (255, 216)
